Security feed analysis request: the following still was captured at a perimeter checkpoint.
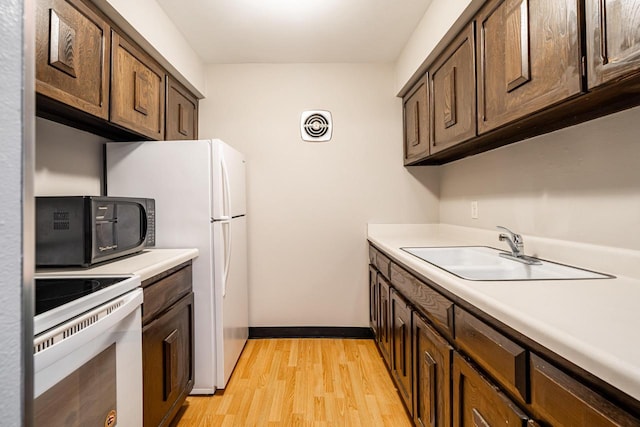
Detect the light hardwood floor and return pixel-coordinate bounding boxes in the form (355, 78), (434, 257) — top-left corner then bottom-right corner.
(173, 338), (412, 426)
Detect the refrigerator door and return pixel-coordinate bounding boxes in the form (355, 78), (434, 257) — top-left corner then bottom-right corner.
(212, 215), (249, 389)
(107, 140), (218, 394)
(212, 140), (246, 219)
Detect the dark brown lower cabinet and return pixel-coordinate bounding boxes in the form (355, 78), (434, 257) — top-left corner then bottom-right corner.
(413, 313), (452, 427)
(453, 352), (532, 427)
(530, 354), (639, 427)
(377, 275), (392, 368)
(143, 292), (194, 427)
(391, 289), (414, 415)
(369, 266), (379, 338)
(141, 263), (194, 427)
(368, 244), (640, 426)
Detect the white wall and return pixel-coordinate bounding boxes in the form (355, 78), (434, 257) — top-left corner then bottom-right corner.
(35, 118), (106, 196)
(199, 63), (440, 327)
(96, 0), (206, 96)
(395, 0), (475, 93)
(440, 106), (640, 251)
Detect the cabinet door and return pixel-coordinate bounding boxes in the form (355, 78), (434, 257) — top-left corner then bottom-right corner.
(369, 266), (379, 338)
(111, 31), (165, 140)
(585, 0), (640, 89)
(377, 276), (392, 368)
(36, 0), (110, 119)
(530, 354), (639, 426)
(391, 289), (413, 415)
(166, 76), (199, 140)
(453, 352), (531, 427)
(403, 76), (430, 164)
(413, 313), (452, 427)
(143, 292), (194, 427)
(476, 0), (582, 133)
(430, 23), (476, 154)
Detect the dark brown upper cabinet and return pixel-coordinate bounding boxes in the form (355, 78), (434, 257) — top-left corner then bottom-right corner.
(166, 76), (199, 140)
(36, 0), (110, 119)
(476, 0), (583, 134)
(403, 75), (430, 164)
(111, 31), (165, 140)
(585, 0), (640, 89)
(430, 23), (477, 154)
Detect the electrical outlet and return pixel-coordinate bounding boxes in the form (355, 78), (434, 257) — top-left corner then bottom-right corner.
(471, 201), (479, 219)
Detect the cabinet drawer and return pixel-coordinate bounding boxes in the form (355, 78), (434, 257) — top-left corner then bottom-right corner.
(454, 306), (528, 402)
(530, 354), (639, 426)
(370, 246), (391, 279)
(142, 265), (192, 324)
(368, 245), (377, 265)
(453, 352), (531, 427)
(390, 264), (454, 339)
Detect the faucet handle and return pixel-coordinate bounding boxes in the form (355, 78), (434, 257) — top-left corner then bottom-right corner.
(496, 225), (522, 243)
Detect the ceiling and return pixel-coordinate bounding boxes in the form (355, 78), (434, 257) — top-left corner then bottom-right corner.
(155, 0), (432, 64)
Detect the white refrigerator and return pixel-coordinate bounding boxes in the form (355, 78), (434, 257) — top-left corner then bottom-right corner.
(106, 139), (248, 393)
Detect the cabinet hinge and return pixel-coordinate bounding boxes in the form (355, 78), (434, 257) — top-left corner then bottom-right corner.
(581, 56), (587, 78)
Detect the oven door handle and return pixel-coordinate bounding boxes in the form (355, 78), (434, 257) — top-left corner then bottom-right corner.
(34, 288), (143, 375)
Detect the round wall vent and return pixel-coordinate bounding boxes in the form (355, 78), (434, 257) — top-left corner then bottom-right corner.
(300, 110), (332, 142)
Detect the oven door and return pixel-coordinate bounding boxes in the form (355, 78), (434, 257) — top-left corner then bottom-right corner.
(34, 288), (143, 427)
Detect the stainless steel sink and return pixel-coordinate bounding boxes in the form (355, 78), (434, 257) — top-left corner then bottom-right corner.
(401, 246), (613, 281)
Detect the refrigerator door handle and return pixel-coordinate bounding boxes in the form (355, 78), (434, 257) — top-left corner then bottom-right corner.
(222, 219), (232, 297)
(221, 155), (232, 219)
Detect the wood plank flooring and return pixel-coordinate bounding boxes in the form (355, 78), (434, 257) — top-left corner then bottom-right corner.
(173, 338), (412, 426)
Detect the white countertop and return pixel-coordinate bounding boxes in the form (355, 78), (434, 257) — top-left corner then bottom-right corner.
(368, 223), (640, 402)
(36, 248), (199, 282)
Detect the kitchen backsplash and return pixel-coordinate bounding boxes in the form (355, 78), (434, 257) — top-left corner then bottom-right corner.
(439, 105), (640, 251)
(35, 118), (108, 196)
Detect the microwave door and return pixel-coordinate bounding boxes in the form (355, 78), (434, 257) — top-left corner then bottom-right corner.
(114, 202), (146, 250)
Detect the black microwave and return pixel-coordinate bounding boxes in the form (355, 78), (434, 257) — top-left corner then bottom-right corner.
(36, 196), (155, 267)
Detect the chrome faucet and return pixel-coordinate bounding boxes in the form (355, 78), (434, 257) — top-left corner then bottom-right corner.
(497, 226), (524, 257)
(496, 226), (541, 265)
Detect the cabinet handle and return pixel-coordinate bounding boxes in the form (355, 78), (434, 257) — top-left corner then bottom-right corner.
(599, 0), (609, 64)
(398, 317), (406, 376)
(48, 9), (77, 78)
(134, 71), (150, 116)
(424, 351), (437, 427)
(444, 67), (457, 128)
(163, 329), (179, 400)
(178, 103), (189, 136)
(505, 0), (531, 92)
(413, 102), (421, 146)
(472, 408), (490, 427)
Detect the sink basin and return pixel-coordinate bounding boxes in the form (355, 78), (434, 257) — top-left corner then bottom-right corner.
(401, 246), (613, 281)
